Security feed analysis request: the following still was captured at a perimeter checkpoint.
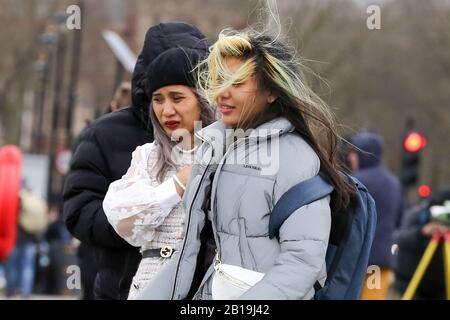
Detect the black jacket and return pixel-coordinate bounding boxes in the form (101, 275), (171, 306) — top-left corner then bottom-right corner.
(63, 108), (152, 299)
(62, 22), (209, 300)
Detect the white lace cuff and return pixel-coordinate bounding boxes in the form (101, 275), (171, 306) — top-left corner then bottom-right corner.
(153, 178), (182, 216)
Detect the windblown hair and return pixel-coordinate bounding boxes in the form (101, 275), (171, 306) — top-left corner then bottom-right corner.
(196, 28), (356, 211)
(150, 89), (215, 182)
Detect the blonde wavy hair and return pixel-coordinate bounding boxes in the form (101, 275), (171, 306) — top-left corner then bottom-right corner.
(196, 28), (355, 210)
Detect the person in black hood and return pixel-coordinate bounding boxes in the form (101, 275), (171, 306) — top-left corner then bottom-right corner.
(62, 22), (210, 300)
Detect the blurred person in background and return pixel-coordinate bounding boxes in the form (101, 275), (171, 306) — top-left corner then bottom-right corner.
(0, 264), (5, 294)
(5, 181), (48, 298)
(63, 22), (211, 300)
(392, 189), (450, 300)
(348, 131), (403, 300)
(103, 81), (132, 114)
(38, 198), (73, 295)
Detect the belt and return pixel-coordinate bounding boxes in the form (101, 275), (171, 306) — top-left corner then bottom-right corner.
(142, 246), (175, 259)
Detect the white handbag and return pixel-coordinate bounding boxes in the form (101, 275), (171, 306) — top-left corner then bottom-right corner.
(211, 256), (265, 300)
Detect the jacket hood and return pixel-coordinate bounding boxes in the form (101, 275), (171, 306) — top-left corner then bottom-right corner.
(350, 131), (384, 169)
(131, 21), (210, 131)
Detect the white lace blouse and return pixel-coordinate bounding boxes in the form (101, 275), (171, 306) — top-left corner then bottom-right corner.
(103, 142), (195, 251)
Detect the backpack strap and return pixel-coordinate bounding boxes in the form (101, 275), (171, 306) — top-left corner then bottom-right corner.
(269, 174), (334, 239)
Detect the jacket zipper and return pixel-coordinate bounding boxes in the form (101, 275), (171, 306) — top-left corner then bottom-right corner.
(211, 134), (276, 262)
(171, 142), (214, 299)
(171, 129), (280, 298)
(210, 138), (248, 263)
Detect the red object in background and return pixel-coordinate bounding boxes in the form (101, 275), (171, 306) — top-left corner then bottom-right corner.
(418, 184), (431, 198)
(0, 145), (22, 261)
(404, 132), (427, 153)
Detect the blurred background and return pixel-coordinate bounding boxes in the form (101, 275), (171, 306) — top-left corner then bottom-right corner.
(0, 0), (449, 299)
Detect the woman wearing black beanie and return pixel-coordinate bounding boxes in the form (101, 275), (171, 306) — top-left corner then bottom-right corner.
(103, 46), (216, 299)
(63, 21), (211, 300)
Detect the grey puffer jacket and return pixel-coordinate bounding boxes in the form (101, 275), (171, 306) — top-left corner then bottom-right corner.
(137, 117), (331, 300)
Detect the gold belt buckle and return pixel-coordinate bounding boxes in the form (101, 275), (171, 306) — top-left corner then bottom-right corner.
(160, 246), (173, 258)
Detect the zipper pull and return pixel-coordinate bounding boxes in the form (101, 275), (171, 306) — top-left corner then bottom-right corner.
(214, 250), (221, 270)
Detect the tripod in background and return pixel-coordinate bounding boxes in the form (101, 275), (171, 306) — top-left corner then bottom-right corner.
(402, 231), (450, 300)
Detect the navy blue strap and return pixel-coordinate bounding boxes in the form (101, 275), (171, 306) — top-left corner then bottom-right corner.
(269, 175), (334, 239)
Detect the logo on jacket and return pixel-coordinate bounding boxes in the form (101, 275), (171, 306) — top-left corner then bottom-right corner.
(243, 165), (262, 171)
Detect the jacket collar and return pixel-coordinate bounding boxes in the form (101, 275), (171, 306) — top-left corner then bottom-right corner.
(248, 117), (294, 139)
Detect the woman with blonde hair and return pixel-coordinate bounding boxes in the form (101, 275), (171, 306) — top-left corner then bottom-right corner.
(137, 23), (356, 300)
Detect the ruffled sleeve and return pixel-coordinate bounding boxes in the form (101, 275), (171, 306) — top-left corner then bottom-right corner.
(103, 143), (181, 247)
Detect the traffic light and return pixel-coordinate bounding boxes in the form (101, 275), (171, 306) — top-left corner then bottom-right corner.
(401, 131), (427, 188)
(418, 185), (431, 198)
(403, 132), (427, 153)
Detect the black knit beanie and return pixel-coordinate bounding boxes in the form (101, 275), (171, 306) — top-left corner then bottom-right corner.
(145, 47), (206, 97)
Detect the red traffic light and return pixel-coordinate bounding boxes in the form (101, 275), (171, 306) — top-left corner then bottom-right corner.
(404, 132), (427, 153)
(418, 185), (431, 198)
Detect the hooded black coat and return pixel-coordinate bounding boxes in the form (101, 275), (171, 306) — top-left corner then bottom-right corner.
(63, 22), (209, 300)
(351, 132), (404, 268)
